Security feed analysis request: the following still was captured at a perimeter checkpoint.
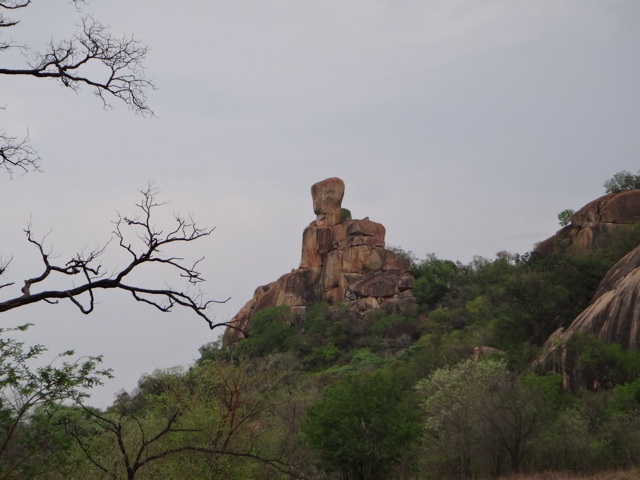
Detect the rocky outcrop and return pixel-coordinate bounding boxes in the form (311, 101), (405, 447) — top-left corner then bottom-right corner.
(536, 190), (640, 255)
(535, 190), (640, 389)
(538, 244), (640, 389)
(223, 177), (415, 346)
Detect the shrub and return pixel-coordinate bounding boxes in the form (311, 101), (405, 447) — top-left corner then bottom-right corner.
(558, 208), (575, 227)
(234, 306), (298, 357)
(604, 170), (640, 193)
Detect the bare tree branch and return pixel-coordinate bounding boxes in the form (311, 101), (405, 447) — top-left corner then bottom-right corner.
(0, 127), (41, 177)
(0, 186), (231, 330)
(0, 1), (154, 176)
(1, 14), (154, 115)
(0, 1), (32, 10)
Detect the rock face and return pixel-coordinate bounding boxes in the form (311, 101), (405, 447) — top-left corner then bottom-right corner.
(311, 177), (345, 227)
(536, 190), (640, 255)
(535, 190), (640, 389)
(223, 177), (415, 346)
(538, 244), (640, 390)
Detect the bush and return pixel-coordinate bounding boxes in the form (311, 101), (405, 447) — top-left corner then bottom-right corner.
(234, 306), (298, 357)
(302, 371), (422, 479)
(558, 208), (575, 227)
(568, 333), (640, 389)
(412, 254), (460, 307)
(604, 170), (640, 193)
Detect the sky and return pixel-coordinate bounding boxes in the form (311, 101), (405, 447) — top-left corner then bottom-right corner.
(1, 0), (639, 407)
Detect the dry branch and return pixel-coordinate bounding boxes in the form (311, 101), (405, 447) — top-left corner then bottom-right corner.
(0, 186), (231, 330)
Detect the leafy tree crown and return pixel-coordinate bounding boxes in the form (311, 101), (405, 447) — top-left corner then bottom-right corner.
(604, 170), (640, 194)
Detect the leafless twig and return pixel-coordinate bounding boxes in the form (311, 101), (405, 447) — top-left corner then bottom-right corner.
(0, 186), (232, 330)
(0, 1), (154, 176)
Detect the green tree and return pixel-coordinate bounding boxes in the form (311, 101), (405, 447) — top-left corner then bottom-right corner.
(603, 170), (640, 193)
(532, 406), (603, 472)
(610, 378), (640, 413)
(59, 355), (304, 479)
(0, 324), (111, 477)
(302, 371), (421, 480)
(234, 306), (299, 357)
(567, 333), (640, 390)
(412, 254), (460, 307)
(417, 359), (551, 477)
(558, 209), (575, 227)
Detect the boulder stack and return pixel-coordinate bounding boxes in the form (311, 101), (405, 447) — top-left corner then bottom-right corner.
(222, 177), (415, 346)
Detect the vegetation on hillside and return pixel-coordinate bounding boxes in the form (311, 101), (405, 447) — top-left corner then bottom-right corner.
(2, 172), (640, 478)
(2, 217), (640, 479)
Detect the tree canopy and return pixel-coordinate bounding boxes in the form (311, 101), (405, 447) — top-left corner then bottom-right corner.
(603, 170), (640, 194)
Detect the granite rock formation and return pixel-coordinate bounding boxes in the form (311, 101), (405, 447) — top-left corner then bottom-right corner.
(534, 190), (640, 389)
(223, 177), (415, 346)
(538, 224), (640, 390)
(536, 190), (640, 255)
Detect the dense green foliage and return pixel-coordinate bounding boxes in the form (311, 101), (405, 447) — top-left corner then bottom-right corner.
(0, 325), (111, 477)
(302, 371), (421, 480)
(604, 169), (640, 193)
(417, 359), (557, 477)
(557, 208), (575, 226)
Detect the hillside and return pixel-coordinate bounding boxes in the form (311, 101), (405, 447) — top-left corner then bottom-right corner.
(3, 174), (640, 479)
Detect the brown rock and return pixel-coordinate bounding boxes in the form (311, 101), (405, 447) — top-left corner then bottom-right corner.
(572, 191), (640, 226)
(332, 222), (349, 245)
(351, 272), (400, 298)
(223, 177), (416, 347)
(221, 284), (269, 345)
(322, 245), (387, 293)
(564, 245), (640, 350)
(473, 346), (506, 360)
(300, 225), (334, 268)
(382, 251), (411, 271)
(254, 268), (323, 311)
(536, 190), (640, 256)
(397, 272), (416, 291)
(346, 219), (386, 245)
(537, 244), (640, 389)
(311, 177), (345, 227)
(571, 193), (618, 227)
(380, 290), (417, 315)
(594, 244), (640, 298)
(601, 190), (640, 224)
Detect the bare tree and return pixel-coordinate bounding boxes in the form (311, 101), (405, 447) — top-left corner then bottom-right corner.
(0, 185), (231, 330)
(0, 3), (236, 331)
(1, 0), (154, 176)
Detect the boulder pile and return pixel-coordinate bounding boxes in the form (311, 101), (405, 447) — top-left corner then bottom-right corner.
(222, 177), (415, 346)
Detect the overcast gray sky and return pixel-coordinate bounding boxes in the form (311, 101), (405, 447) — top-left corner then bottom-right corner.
(2, 1), (639, 406)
